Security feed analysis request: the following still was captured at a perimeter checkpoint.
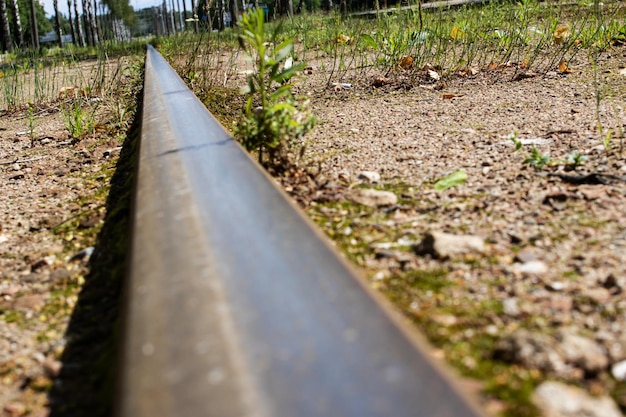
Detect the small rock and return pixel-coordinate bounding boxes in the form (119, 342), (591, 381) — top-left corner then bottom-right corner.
(532, 381), (622, 417)
(43, 357), (62, 378)
(581, 287), (611, 304)
(9, 171), (25, 180)
(515, 247), (539, 263)
(357, 171), (381, 184)
(12, 163), (20, 171)
(493, 329), (565, 372)
(518, 260), (548, 276)
(3, 402), (27, 416)
(347, 189), (397, 207)
(558, 331), (608, 372)
(14, 294), (46, 312)
(70, 246), (95, 262)
(502, 298), (520, 316)
(415, 231), (485, 259)
(49, 268), (71, 283)
(547, 281), (567, 291)
(0, 284), (21, 296)
(612, 360), (626, 381)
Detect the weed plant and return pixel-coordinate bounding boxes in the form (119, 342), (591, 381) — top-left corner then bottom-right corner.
(234, 8), (315, 167)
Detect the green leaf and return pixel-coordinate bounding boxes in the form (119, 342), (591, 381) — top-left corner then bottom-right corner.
(275, 41), (293, 62)
(360, 33), (378, 49)
(274, 63), (304, 83)
(270, 84), (293, 101)
(434, 170), (467, 191)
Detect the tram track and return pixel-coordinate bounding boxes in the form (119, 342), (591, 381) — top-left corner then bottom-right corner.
(115, 44), (486, 417)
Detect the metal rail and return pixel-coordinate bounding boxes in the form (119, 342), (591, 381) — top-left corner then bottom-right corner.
(115, 45), (486, 417)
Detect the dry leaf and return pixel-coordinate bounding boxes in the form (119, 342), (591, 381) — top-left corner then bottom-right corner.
(558, 58), (572, 74)
(373, 76), (388, 87)
(520, 60), (529, 69)
(443, 94), (457, 99)
(336, 34), (352, 44)
(487, 62), (498, 70)
(450, 26), (465, 40)
(399, 56), (413, 70)
(553, 25), (571, 45)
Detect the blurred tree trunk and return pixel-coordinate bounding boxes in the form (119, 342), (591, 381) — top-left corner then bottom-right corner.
(169, 0), (177, 32)
(53, 0), (63, 46)
(29, 0), (39, 49)
(176, 0), (183, 30)
(91, 0), (100, 43)
(0, 0), (13, 52)
(67, 0), (77, 44)
(229, 0), (238, 26)
(8, 0), (23, 47)
(73, 0), (85, 46)
(217, 0), (224, 30)
(181, 0), (188, 29)
(190, 0), (198, 32)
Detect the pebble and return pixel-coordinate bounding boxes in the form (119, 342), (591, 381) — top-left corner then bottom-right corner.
(532, 381), (622, 417)
(415, 231), (485, 259)
(502, 298), (520, 316)
(518, 260), (548, 276)
(357, 171), (381, 184)
(43, 357), (62, 378)
(557, 331), (608, 372)
(347, 189), (397, 207)
(611, 360), (626, 381)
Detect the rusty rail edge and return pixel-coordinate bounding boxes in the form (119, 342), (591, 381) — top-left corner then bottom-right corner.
(115, 45), (487, 417)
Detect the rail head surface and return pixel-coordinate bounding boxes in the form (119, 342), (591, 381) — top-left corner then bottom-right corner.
(116, 45), (487, 417)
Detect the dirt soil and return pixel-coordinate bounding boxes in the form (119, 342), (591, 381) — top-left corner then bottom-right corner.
(0, 58), (140, 417)
(1, 43), (625, 416)
(280, 46), (626, 415)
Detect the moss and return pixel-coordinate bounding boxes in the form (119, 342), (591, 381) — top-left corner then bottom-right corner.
(199, 86), (245, 129)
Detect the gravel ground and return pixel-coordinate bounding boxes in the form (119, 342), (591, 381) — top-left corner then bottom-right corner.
(1, 41), (625, 416)
(281, 46), (626, 416)
(0, 57), (140, 417)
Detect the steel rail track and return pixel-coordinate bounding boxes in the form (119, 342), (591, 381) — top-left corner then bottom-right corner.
(115, 44), (487, 417)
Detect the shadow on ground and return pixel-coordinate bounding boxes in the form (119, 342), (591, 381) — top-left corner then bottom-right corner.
(47, 89), (143, 417)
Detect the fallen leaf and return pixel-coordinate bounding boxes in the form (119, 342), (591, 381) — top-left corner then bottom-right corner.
(434, 170), (467, 191)
(443, 94), (457, 99)
(553, 24), (571, 44)
(520, 60), (529, 69)
(487, 62), (498, 70)
(399, 56), (413, 70)
(450, 26), (465, 40)
(373, 76), (388, 87)
(558, 58), (572, 74)
(336, 34), (352, 44)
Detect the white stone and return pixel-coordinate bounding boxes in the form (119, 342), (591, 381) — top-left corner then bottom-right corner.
(357, 171), (381, 184)
(417, 231), (485, 259)
(347, 189), (397, 207)
(612, 360), (626, 381)
(518, 260), (548, 276)
(532, 381), (622, 417)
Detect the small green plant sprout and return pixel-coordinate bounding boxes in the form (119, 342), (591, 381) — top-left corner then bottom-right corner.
(61, 97), (97, 140)
(523, 145), (551, 170)
(236, 8), (315, 168)
(27, 101), (37, 147)
(508, 132), (523, 151)
(434, 170), (467, 191)
(564, 150), (587, 170)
